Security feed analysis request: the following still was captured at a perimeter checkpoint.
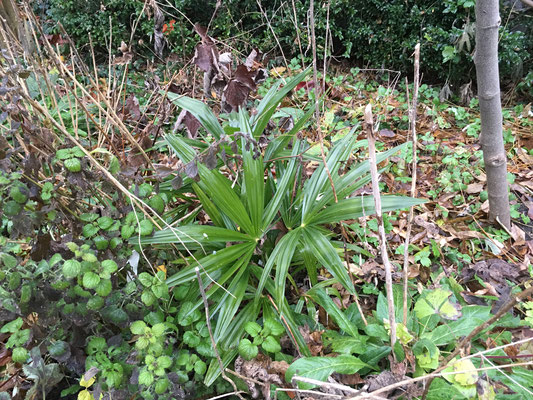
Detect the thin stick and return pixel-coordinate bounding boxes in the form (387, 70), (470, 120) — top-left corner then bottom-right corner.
(309, 0), (338, 202)
(195, 267), (244, 400)
(364, 104), (396, 351)
(291, 375), (361, 394)
(421, 284), (533, 399)
(402, 43), (420, 324)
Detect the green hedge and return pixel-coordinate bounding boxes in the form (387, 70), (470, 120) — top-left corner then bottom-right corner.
(42, 0), (531, 84)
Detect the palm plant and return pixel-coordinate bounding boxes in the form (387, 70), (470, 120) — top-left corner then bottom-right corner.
(136, 70), (424, 384)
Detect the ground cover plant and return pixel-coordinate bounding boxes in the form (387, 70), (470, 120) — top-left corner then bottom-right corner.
(0, 3), (533, 400)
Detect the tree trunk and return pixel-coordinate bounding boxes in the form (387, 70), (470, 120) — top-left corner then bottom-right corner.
(474, 0), (511, 229)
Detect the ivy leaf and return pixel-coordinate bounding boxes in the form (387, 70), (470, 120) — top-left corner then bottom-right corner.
(443, 359), (479, 386)
(414, 288), (462, 321)
(1, 317), (23, 333)
(286, 355), (369, 389)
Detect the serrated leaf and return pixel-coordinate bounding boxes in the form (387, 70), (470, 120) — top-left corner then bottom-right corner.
(82, 223), (99, 238)
(97, 216), (114, 230)
(95, 279), (112, 297)
(130, 320), (147, 335)
(62, 259), (81, 279)
(82, 271), (100, 289)
(141, 290), (155, 306)
(64, 158), (81, 172)
(138, 368), (154, 386)
(101, 260), (118, 274)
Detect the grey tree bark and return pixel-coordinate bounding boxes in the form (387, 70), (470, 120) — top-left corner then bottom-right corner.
(474, 0), (511, 229)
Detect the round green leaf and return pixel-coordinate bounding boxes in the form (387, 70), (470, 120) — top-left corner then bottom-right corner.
(148, 195), (165, 214)
(154, 377), (169, 394)
(157, 355), (172, 369)
(93, 236), (109, 250)
(12, 347), (28, 363)
(244, 321), (262, 337)
(121, 224), (135, 240)
(101, 259), (118, 274)
(87, 296), (105, 310)
(238, 338), (258, 361)
(194, 360), (207, 376)
(10, 186), (28, 204)
(95, 279), (112, 297)
(64, 158), (81, 172)
(264, 318), (284, 336)
(82, 271), (100, 289)
(183, 331), (201, 347)
(97, 216), (113, 230)
(82, 224), (99, 238)
(138, 272), (153, 287)
(4, 201), (22, 216)
(262, 335), (281, 354)
(138, 368), (154, 386)
(139, 219), (154, 236)
(63, 259), (81, 279)
(151, 323), (166, 337)
(130, 320), (147, 335)
(141, 290), (156, 306)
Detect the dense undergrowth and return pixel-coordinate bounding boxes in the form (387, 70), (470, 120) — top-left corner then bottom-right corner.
(39, 0), (533, 88)
(1, 7), (533, 400)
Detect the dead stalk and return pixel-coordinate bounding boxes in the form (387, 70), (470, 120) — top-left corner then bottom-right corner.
(402, 43), (420, 324)
(364, 104), (397, 351)
(309, 0), (338, 202)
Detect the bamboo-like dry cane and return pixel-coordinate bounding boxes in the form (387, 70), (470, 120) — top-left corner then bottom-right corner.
(402, 43), (421, 324)
(364, 104), (397, 351)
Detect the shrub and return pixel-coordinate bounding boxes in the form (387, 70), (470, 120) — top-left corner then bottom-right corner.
(42, 0), (531, 85)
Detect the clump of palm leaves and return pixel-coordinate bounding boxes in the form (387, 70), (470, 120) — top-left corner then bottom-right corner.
(136, 69), (424, 384)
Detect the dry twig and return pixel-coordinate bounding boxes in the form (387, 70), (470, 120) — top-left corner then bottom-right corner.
(365, 104), (397, 350)
(402, 43), (420, 324)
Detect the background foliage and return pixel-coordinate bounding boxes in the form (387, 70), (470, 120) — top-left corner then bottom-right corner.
(39, 0), (532, 84)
